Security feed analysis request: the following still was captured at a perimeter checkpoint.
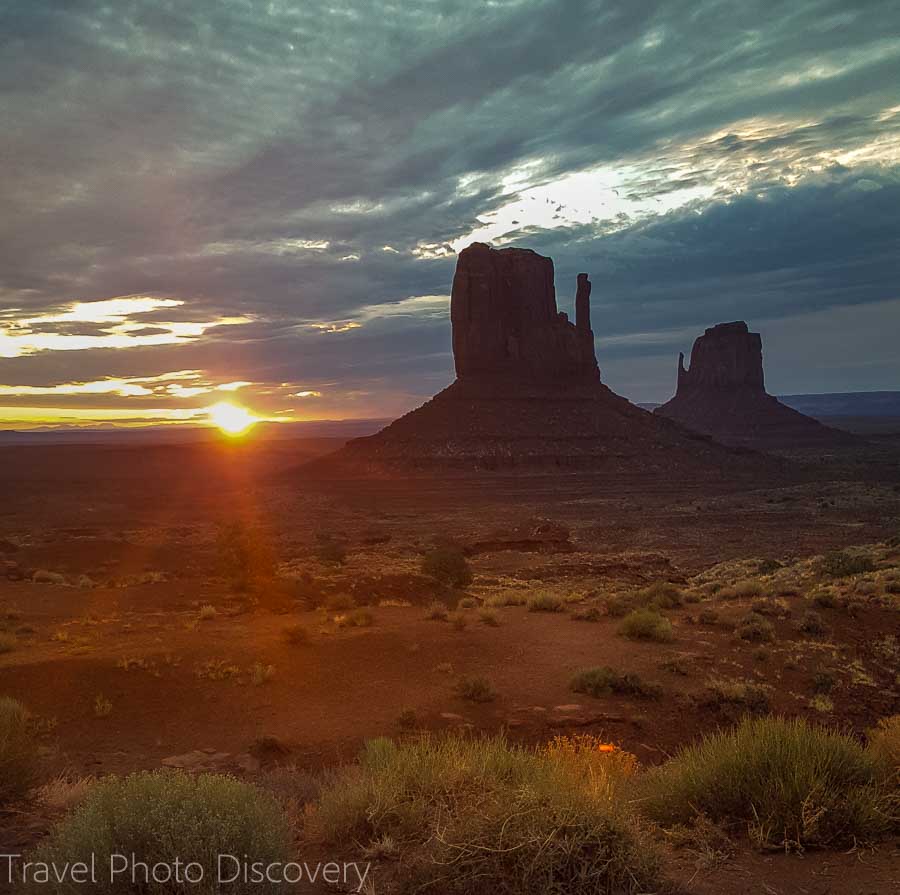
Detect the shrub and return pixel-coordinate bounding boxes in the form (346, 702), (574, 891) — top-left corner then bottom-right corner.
(638, 581), (683, 609)
(93, 695), (112, 718)
(283, 624), (309, 645)
(570, 667), (661, 699)
(31, 771), (292, 894)
(604, 593), (635, 618)
(819, 549), (875, 579)
(640, 716), (893, 849)
(456, 676), (495, 702)
(217, 522), (276, 590)
(448, 611), (468, 631)
(812, 588), (838, 608)
(324, 593), (354, 612)
(478, 607), (500, 626)
(699, 677), (770, 715)
(338, 608), (373, 628)
(198, 604), (217, 621)
(310, 734), (660, 895)
(812, 671), (836, 694)
(571, 605), (602, 622)
(736, 612), (775, 643)
(0, 632), (16, 653)
(618, 609), (673, 642)
(457, 596), (477, 609)
(727, 579), (765, 599)
(484, 591), (527, 608)
(396, 708), (418, 730)
(798, 609), (827, 636)
(867, 715), (900, 781)
(315, 537), (347, 565)
(421, 545), (472, 588)
(424, 600), (448, 621)
(0, 697), (37, 804)
(250, 663), (276, 685)
(526, 593), (564, 613)
(698, 608), (719, 625)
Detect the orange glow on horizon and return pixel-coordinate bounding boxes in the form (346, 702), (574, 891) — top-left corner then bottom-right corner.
(207, 401), (258, 436)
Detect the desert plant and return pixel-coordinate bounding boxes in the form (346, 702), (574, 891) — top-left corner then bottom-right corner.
(0, 697), (37, 804)
(698, 608), (719, 625)
(283, 624), (309, 645)
(526, 593), (563, 613)
(198, 604), (217, 621)
(310, 734), (659, 895)
(93, 694), (112, 718)
(619, 609), (673, 642)
(798, 609), (827, 636)
(337, 608), (374, 628)
(570, 666), (662, 699)
(812, 587), (838, 608)
(819, 549), (875, 579)
(424, 600), (449, 621)
(812, 671), (836, 694)
(457, 596), (477, 609)
(217, 522), (276, 591)
(0, 632), (16, 653)
(638, 581), (683, 609)
(316, 538), (347, 565)
(421, 545), (472, 588)
(736, 611), (775, 643)
(249, 663), (276, 686)
(571, 605), (602, 622)
(478, 607), (500, 626)
(640, 716), (893, 849)
(324, 593), (354, 612)
(699, 677), (770, 715)
(448, 611), (468, 631)
(867, 715), (900, 781)
(456, 676), (495, 702)
(396, 708), (418, 730)
(30, 771), (292, 893)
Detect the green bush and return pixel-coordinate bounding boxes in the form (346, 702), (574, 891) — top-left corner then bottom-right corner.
(570, 667), (661, 699)
(421, 545), (473, 588)
(618, 609), (673, 642)
(29, 771), (292, 893)
(310, 734), (659, 895)
(604, 593), (635, 618)
(819, 549), (875, 579)
(526, 593), (564, 613)
(640, 716), (893, 849)
(0, 697), (37, 805)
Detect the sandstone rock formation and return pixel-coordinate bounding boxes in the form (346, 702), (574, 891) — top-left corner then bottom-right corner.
(656, 321), (853, 449)
(311, 247), (774, 476)
(451, 243), (598, 382)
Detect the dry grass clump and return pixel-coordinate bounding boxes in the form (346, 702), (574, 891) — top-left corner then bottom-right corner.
(477, 607), (501, 626)
(484, 591), (527, 608)
(0, 632), (17, 653)
(456, 675), (495, 702)
(324, 593), (355, 612)
(570, 666), (662, 699)
(198, 604), (217, 621)
(736, 611), (775, 643)
(797, 609), (827, 636)
(618, 609), (673, 642)
(640, 716), (894, 849)
(448, 611), (468, 630)
(719, 578), (765, 600)
(867, 715), (900, 781)
(699, 677), (770, 715)
(31, 771), (293, 894)
(37, 775), (95, 813)
(308, 734), (659, 895)
(638, 581), (683, 609)
(336, 608), (374, 628)
(526, 593), (564, 613)
(282, 623), (309, 645)
(571, 605), (602, 622)
(424, 600), (449, 621)
(0, 697), (37, 804)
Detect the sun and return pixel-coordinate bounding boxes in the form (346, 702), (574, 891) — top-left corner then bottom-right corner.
(207, 401), (257, 436)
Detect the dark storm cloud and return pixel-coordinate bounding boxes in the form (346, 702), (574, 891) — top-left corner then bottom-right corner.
(1, 0), (899, 417)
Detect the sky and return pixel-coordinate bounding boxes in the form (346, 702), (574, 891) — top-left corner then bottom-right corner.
(1, 0), (899, 429)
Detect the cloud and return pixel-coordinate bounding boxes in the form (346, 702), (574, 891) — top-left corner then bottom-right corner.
(1, 0), (899, 422)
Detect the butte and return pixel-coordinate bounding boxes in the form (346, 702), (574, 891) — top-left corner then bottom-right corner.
(311, 244), (773, 477)
(654, 321), (854, 450)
